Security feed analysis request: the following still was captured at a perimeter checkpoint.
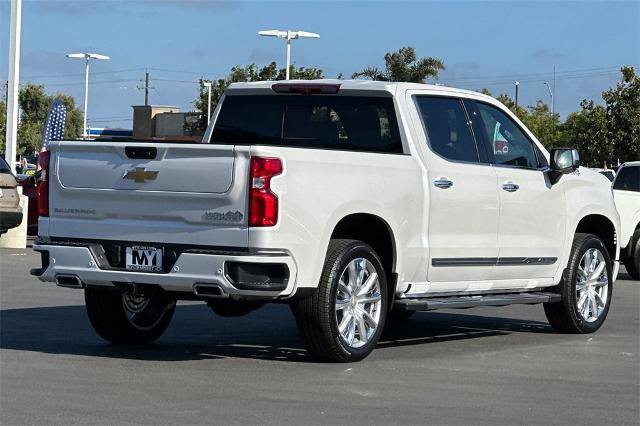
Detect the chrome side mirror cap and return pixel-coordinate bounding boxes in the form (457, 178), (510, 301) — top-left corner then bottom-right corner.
(548, 148), (580, 184)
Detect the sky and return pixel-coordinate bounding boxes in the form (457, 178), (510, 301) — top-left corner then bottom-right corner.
(1, 0), (639, 129)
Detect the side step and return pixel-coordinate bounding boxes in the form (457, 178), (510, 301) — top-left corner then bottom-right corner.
(394, 291), (562, 312)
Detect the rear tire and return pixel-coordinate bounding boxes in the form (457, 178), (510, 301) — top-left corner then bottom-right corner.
(623, 229), (640, 280)
(85, 286), (175, 344)
(543, 233), (612, 333)
(291, 239), (388, 362)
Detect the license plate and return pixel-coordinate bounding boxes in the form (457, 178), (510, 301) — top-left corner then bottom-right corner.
(125, 246), (163, 272)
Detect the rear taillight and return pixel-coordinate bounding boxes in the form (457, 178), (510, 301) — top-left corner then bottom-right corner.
(37, 151), (50, 217)
(249, 157), (283, 227)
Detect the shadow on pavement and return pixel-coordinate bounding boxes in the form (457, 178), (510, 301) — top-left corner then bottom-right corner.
(0, 302), (553, 363)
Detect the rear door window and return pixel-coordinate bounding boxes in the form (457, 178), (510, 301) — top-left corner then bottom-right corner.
(613, 166), (640, 192)
(211, 95), (403, 154)
(414, 96), (479, 163)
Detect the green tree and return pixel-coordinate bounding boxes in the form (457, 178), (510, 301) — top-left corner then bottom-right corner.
(189, 62), (323, 133)
(560, 100), (610, 166)
(602, 66), (640, 162)
(352, 47), (445, 83)
(13, 83), (83, 156)
(476, 90), (563, 149)
(520, 101), (563, 148)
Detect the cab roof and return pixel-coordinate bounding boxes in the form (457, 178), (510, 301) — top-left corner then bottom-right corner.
(226, 79), (494, 101)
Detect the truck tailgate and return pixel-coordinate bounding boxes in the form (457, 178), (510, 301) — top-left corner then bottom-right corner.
(44, 141), (250, 247)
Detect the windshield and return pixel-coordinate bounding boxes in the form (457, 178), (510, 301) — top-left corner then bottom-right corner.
(0, 156), (11, 173)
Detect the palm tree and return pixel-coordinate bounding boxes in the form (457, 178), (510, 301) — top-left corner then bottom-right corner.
(352, 47), (445, 83)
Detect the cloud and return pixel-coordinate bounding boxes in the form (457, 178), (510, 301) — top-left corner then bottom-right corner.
(438, 61), (481, 81)
(26, 0), (242, 16)
(247, 48), (281, 64)
(533, 49), (566, 60)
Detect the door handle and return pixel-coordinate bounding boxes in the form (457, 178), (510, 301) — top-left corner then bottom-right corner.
(434, 178), (453, 189)
(502, 182), (520, 192)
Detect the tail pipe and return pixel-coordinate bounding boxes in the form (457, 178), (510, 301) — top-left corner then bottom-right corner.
(55, 274), (85, 289)
(193, 283), (228, 299)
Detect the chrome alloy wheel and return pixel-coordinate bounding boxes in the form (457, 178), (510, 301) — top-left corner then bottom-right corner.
(335, 258), (382, 349)
(576, 248), (609, 323)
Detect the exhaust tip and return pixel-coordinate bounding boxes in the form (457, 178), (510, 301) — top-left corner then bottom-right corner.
(193, 283), (227, 299)
(55, 275), (85, 289)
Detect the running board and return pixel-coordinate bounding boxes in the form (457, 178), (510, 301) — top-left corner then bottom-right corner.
(394, 291), (562, 312)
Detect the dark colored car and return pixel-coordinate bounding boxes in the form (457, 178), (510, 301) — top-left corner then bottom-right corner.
(15, 173), (39, 235)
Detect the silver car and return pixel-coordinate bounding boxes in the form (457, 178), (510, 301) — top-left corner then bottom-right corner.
(0, 156), (23, 235)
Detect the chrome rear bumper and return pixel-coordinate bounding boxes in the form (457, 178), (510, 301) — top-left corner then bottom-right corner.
(32, 243), (298, 299)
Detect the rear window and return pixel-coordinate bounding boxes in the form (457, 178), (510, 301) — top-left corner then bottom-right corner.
(210, 95), (403, 154)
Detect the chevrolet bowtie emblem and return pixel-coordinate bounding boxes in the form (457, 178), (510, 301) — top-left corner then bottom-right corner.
(122, 167), (159, 183)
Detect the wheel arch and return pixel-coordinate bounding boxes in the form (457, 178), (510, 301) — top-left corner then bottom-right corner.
(574, 214), (617, 261)
(330, 213), (397, 300)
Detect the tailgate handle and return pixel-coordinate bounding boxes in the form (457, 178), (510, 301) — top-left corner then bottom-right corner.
(125, 146), (157, 160)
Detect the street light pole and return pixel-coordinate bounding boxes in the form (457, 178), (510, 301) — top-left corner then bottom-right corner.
(203, 81), (212, 125)
(258, 29), (320, 80)
(543, 81), (554, 115)
(83, 58), (89, 138)
(514, 81), (520, 110)
(286, 33), (292, 80)
(5, 0), (22, 174)
(66, 52), (110, 138)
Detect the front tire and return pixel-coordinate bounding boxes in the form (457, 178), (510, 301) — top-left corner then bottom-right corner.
(291, 239), (388, 362)
(85, 285), (176, 344)
(623, 229), (640, 280)
(544, 233), (612, 333)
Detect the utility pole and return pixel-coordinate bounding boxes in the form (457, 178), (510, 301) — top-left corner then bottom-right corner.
(514, 81), (520, 110)
(138, 70), (153, 106)
(144, 71), (149, 105)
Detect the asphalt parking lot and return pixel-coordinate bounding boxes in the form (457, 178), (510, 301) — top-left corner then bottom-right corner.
(1, 247), (638, 425)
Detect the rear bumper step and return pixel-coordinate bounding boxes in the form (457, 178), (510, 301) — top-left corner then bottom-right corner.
(394, 291), (562, 312)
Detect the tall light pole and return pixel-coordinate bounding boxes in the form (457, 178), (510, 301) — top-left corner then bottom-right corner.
(202, 81), (212, 125)
(5, 0), (22, 174)
(258, 30), (320, 80)
(543, 81), (554, 115)
(514, 81), (520, 110)
(66, 52), (110, 138)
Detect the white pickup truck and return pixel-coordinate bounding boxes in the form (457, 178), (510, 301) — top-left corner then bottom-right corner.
(31, 80), (620, 362)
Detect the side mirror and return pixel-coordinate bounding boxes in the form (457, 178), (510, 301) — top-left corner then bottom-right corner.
(548, 148), (580, 184)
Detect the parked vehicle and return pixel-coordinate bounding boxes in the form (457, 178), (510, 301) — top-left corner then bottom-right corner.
(612, 161), (640, 279)
(0, 156), (23, 235)
(15, 173), (39, 235)
(591, 168), (616, 182)
(31, 80), (620, 361)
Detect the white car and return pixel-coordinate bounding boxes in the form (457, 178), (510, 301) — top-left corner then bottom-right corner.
(591, 168), (616, 182)
(31, 80), (620, 361)
(612, 161), (640, 279)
